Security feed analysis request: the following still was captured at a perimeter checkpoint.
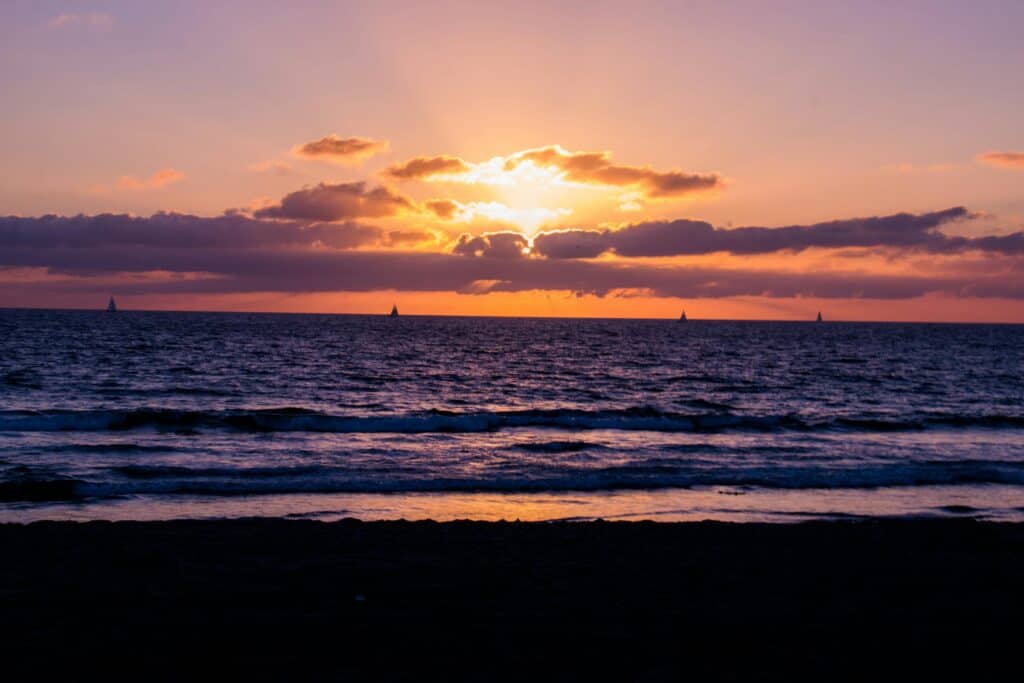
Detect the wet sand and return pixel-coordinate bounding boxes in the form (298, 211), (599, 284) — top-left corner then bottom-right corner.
(2, 518), (1022, 681)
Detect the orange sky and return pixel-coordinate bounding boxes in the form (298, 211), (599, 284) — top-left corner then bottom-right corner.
(1, 2), (1023, 321)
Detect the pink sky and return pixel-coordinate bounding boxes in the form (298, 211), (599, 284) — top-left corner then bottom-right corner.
(1, 1), (1022, 320)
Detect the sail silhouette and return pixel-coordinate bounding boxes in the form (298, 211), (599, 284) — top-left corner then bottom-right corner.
(816, 311), (823, 322)
(106, 297), (117, 313)
(390, 304), (399, 317)
(679, 309), (687, 321)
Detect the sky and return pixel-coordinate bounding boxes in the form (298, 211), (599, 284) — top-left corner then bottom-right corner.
(1, 0), (1022, 320)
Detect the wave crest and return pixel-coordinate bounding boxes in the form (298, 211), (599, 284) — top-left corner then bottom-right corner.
(0, 407), (1021, 434)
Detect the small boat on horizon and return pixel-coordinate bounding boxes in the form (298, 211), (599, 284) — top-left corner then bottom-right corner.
(679, 309), (687, 322)
(106, 297), (117, 313)
(389, 304), (399, 317)
(816, 311), (823, 322)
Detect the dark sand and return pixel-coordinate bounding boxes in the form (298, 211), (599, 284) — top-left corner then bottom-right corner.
(2, 518), (1022, 681)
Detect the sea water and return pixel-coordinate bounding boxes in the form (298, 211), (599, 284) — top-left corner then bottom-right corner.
(1, 309), (1022, 522)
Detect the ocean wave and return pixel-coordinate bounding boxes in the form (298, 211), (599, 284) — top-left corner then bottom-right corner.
(112, 464), (327, 479)
(0, 406), (1021, 435)
(515, 440), (606, 453)
(46, 443), (181, 454)
(5, 461), (1024, 502)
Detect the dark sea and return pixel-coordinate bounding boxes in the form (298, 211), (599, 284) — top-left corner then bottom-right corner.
(2, 309), (1023, 522)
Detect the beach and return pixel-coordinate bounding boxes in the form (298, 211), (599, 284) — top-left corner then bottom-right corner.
(3, 518), (1022, 680)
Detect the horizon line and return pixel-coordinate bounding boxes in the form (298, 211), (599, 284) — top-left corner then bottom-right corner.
(1, 305), (1021, 325)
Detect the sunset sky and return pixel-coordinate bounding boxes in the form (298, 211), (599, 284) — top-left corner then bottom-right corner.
(1, 0), (1023, 320)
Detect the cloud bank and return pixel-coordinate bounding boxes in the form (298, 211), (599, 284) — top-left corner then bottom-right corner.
(2, 207), (1021, 302)
(0, 212), (431, 251)
(521, 207), (1022, 259)
(3, 243), (1021, 302)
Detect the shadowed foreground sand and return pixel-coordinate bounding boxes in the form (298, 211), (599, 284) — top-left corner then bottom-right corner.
(1, 518), (1022, 681)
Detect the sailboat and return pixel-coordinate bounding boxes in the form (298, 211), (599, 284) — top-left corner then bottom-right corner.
(678, 309), (687, 322)
(816, 311), (823, 322)
(389, 304), (399, 317)
(106, 296), (117, 313)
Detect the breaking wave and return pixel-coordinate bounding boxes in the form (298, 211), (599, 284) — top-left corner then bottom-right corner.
(5, 460), (1024, 502)
(1, 407), (1022, 434)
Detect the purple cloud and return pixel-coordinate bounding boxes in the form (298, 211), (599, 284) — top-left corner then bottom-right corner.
(2, 242), (1022, 301)
(0, 212), (390, 250)
(452, 232), (530, 258)
(253, 182), (415, 221)
(3, 209), (1023, 302)
(528, 207), (1023, 258)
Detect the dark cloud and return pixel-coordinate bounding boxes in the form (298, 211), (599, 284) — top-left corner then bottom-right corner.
(527, 207), (1024, 259)
(384, 156), (472, 180)
(530, 229), (609, 259)
(452, 232), (530, 258)
(504, 146), (722, 199)
(0, 212), (386, 251)
(972, 232), (1024, 253)
(425, 199), (460, 219)
(977, 151), (1024, 169)
(253, 182), (415, 222)
(5, 208), (1016, 264)
(4, 244), (1023, 301)
(293, 135), (387, 163)
(3, 210), (1024, 302)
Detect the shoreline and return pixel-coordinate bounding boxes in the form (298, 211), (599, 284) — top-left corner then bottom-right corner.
(3, 517), (1023, 679)
(6, 482), (1024, 524)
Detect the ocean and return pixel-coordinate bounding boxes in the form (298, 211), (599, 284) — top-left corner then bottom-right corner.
(1, 309), (1022, 522)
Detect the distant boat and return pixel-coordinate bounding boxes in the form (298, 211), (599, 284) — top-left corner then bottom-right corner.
(389, 304), (399, 317)
(106, 297), (117, 313)
(816, 311), (823, 322)
(679, 309), (687, 322)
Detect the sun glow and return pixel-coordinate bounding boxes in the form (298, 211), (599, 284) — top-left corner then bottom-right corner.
(433, 156), (566, 187)
(395, 145), (726, 231)
(454, 201), (571, 231)
(421, 155), (582, 230)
